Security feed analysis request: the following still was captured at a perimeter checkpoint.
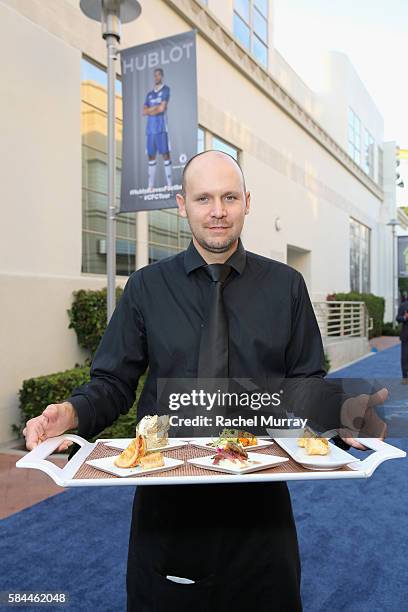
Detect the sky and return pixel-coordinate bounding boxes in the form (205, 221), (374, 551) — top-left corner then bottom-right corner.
(273, 0), (408, 146)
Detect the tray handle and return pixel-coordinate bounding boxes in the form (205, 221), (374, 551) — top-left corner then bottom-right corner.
(15, 434), (95, 487)
(348, 438), (406, 477)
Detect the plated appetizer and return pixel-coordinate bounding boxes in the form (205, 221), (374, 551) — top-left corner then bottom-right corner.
(138, 451), (165, 469)
(211, 440), (260, 469)
(206, 428), (257, 449)
(136, 414), (170, 450)
(113, 434), (165, 470)
(297, 427), (330, 456)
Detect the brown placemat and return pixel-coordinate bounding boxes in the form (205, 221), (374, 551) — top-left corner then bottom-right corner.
(72, 441), (353, 480)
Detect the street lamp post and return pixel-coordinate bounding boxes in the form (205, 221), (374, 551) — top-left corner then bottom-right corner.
(80, 0), (141, 322)
(387, 218), (400, 327)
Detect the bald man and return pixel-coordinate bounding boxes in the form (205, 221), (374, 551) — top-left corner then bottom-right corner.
(23, 150), (380, 611)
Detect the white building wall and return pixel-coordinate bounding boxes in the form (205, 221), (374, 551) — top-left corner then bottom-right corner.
(313, 52), (383, 166)
(207, 0), (233, 31)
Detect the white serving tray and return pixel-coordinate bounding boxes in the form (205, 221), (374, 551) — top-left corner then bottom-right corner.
(15, 434), (406, 488)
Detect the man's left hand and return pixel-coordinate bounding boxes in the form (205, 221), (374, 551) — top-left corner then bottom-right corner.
(340, 387), (388, 450)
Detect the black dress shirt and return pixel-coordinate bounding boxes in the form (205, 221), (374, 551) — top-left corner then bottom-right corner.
(68, 239), (328, 438)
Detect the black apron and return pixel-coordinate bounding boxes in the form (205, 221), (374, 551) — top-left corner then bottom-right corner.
(126, 482), (302, 612)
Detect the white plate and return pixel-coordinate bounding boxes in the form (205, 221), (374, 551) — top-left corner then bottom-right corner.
(86, 455), (184, 478)
(272, 436), (359, 470)
(103, 438), (188, 452)
(188, 437), (274, 452)
(187, 451), (288, 475)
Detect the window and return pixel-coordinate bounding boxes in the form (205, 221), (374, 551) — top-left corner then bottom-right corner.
(148, 129), (240, 263)
(350, 218), (370, 293)
(254, 0), (268, 16)
(235, 0), (250, 21)
(148, 209), (191, 263)
(253, 5), (267, 40)
(212, 135), (239, 159)
(348, 108), (361, 166)
(197, 126), (205, 153)
(364, 129), (374, 178)
(233, 0), (269, 68)
(377, 146), (384, 187)
(81, 58), (136, 276)
(233, 13), (251, 49)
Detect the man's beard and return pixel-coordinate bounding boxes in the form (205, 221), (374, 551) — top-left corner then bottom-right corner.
(195, 233), (238, 254)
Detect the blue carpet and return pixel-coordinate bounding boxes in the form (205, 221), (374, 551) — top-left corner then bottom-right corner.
(0, 486), (134, 612)
(1, 346), (407, 611)
(329, 344), (402, 378)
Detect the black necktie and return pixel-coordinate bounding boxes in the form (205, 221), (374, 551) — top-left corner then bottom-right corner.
(197, 263), (232, 379)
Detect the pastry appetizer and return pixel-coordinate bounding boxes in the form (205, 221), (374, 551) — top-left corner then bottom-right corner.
(297, 426), (314, 447)
(297, 427), (329, 455)
(136, 415), (170, 449)
(114, 434), (147, 468)
(139, 451), (164, 470)
(305, 437), (329, 456)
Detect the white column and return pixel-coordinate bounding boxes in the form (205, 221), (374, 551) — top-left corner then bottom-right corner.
(136, 211), (149, 269)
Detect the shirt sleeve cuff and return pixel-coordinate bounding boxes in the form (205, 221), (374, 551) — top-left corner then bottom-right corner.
(330, 435), (351, 451)
(67, 394), (95, 439)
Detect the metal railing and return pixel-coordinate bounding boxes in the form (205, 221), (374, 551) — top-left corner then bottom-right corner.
(313, 301), (373, 338)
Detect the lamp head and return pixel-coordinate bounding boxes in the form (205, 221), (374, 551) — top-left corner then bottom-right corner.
(80, 0), (141, 40)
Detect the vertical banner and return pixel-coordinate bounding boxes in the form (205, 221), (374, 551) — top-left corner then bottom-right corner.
(398, 236), (408, 278)
(120, 31), (197, 212)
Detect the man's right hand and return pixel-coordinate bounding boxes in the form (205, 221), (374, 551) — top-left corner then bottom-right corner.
(22, 402), (79, 453)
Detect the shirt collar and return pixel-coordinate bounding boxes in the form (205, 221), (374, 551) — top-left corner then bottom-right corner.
(184, 238), (247, 276)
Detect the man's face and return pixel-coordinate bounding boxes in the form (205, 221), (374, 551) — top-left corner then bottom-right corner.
(154, 70), (162, 86)
(176, 153), (250, 254)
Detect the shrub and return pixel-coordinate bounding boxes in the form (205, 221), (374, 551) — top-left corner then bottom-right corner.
(16, 365), (146, 441)
(331, 292), (385, 339)
(324, 352), (331, 373)
(382, 322), (401, 337)
(16, 365), (90, 435)
(67, 287), (124, 356)
(399, 278), (408, 296)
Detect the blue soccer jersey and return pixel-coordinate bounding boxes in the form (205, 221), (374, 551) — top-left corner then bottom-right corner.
(144, 85), (170, 135)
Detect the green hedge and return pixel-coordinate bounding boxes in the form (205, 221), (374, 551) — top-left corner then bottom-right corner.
(67, 287), (124, 356)
(16, 365), (90, 434)
(399, 278), (408, 295)
(333, 292), (385, 339)
(324, 352), (331, 373)
(16, 366), (146, 442)
(382, 322), (401, 337)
